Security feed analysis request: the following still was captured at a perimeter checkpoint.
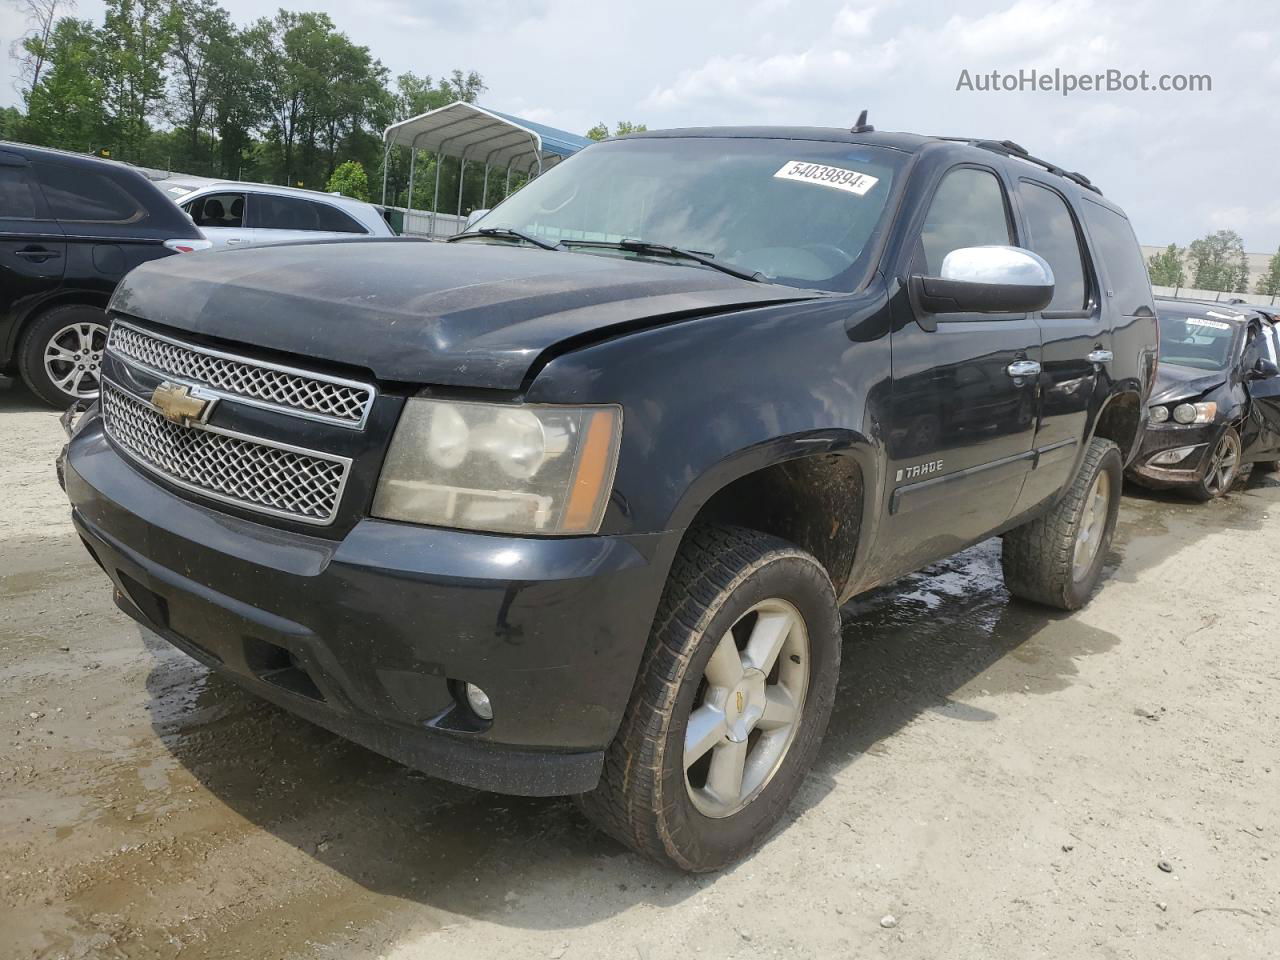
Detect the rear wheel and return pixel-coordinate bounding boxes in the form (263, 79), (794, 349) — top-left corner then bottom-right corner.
(1001, 437), (1122, 610)
(1188, 427), (1243, 501)
(18, 304), (109, 408)
(579, 525), (840, 872)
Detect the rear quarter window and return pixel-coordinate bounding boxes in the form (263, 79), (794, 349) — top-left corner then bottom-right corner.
(35, 162), (146, 224)
(1080, 199), (1153, 317)
(312, 202), (366, 233)
(253, 194), (366, 233)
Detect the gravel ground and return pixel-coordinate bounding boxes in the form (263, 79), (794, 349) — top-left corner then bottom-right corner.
(2, 381), (1278, 960)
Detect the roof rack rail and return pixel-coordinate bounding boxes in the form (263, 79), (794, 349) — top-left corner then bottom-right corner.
(968, 138), (1103, 196)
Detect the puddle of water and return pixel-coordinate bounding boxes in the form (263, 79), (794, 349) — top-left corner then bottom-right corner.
(1111, 477), (1279, 581)
(824, 538), (1121, 761)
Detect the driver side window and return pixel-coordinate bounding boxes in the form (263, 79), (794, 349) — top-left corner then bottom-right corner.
(919, 167), (1012, 275)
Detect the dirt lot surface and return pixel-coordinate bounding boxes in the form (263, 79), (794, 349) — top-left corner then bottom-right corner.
(2, 382), (1278, 960)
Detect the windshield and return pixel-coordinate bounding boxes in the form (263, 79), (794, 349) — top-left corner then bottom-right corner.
(1157, 312), (1240, 371)
(476, 137), (906, 292)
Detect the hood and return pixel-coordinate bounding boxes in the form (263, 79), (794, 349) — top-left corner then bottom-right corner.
(109, 238), (822, 389)
(1149, 362), (1228, 406)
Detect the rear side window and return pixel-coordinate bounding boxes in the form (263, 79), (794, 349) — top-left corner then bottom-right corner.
(253, 194), (364, 232)
(1017, 181), (1089, 313)
(312, 202), (366, 233)
(1080, 199), (1153, 317)
(186, 192), (246, 228)
(919, 167), (1013, 275)
(0, 166), (42, 219)
(34, 162), (145, 224)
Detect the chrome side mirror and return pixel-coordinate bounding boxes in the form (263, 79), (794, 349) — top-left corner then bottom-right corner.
(465, 208), (490, 230)
(912, 245), (1055, 317)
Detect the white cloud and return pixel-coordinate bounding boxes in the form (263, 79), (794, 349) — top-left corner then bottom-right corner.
(642, 4), (899, 116)
(643, 41), (900, 115)
(1206, 204), (1280, 233)
(833, 3), (878, 37)
(943, 0), (1097, 58)
(1234, 30), (1270, 51)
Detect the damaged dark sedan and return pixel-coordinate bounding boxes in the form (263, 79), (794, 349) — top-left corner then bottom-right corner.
(1128, 298), (1280, 499)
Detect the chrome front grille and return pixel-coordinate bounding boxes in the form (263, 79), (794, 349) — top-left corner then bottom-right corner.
(101, 380), (351, 524)
(107, 321), (375, 428)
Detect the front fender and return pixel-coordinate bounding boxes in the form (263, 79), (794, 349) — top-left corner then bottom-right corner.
(524, 289), (894, 541)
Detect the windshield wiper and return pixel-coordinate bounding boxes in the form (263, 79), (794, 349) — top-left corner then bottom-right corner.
(564, 239), (766, 282)
(447, 227), (561, 251)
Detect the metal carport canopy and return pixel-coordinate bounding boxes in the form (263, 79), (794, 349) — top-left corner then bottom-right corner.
(382, 101), (593, 173)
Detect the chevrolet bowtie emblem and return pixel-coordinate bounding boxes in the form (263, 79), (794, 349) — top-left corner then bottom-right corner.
(151, 382), (211, 425)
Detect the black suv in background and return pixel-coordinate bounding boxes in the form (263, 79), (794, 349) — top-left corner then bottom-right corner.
(63, 127), (1157, 871)
(0, 142), (208, 407)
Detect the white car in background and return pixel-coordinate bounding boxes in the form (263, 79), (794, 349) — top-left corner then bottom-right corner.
(176, 181), (395, 249)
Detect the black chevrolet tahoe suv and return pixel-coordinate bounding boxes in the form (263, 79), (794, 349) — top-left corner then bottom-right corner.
(60, 127), (1157, 871)
(0, 142), (208, 406)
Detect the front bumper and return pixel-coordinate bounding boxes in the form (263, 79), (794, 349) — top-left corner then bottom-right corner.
(63, 417), (678, 796)
(1125, 420), (1220, 488)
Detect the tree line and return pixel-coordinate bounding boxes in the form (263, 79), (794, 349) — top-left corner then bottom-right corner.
(4, 1), (651, 216)
(1147, 229), (1280, 299)
(3, 0), (489, 210)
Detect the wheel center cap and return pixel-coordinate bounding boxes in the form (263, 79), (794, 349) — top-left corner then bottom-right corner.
(724, 669), (767, 743)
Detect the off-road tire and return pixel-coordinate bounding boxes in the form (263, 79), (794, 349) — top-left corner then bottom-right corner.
(578, 525), (840, 872)
(18, 304), (109, 408)
(1001, 437), (1122, 611)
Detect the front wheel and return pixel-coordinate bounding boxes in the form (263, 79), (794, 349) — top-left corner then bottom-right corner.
(1188, 426), (1243, 501)
(1001, 437), (1122, 610)
(578, 525), (840, 872)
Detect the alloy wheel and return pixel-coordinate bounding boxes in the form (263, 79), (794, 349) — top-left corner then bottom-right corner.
(44, 321), (108, 400)
(1072, 468), (1112, 582)
(1204, 432), (1240, 496)
(684, 598), (810, 819)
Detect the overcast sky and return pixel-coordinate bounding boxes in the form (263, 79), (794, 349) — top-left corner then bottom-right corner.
(3, 0), (1278, 249)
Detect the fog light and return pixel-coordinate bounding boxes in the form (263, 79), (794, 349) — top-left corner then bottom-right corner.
(464, 682), (493, 720)
(1150, 445), (1200, 466)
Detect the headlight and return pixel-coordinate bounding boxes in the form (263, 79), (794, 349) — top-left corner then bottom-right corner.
(372, 398), (622, 535)
(1149, 405), (1170, 423)
(1172, 401), (1216, 425)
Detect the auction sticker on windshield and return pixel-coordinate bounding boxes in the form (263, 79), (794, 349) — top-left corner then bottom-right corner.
(773, 161), (879, 196)
(1186, 317), (1232, 331)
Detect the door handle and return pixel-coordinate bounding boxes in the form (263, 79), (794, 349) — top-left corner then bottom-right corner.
(14, 247), (60, 262)
(225, 237), (243, 244)
(1087, 349), (1114, 364)
(1006, 359), (1041, 378)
